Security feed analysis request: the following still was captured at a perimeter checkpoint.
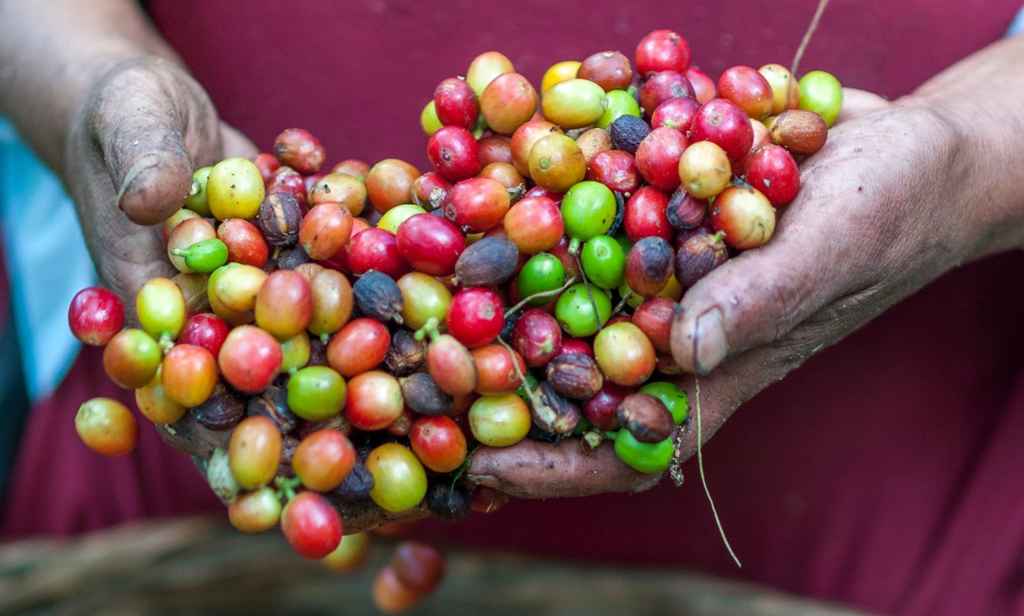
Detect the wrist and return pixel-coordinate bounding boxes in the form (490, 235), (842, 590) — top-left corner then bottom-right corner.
(901, 38), (1024, 257)
(896, 90), (1024, 260)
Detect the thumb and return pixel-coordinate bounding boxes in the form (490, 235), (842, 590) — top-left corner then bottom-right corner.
(670, 214), (849, 375)
(90, 61), (217, 225)
(837, 87), (889, 123)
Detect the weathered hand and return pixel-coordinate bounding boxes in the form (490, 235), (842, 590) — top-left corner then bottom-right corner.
(64, 56), (256, 304)
(466, 88), (1019, 499)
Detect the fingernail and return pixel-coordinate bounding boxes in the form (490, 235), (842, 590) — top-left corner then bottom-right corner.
(693, 308), (727, 375)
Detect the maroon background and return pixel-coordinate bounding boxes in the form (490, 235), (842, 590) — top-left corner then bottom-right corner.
(4, 2), (1024, 615)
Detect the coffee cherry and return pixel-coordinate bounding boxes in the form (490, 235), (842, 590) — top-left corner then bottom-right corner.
(555, 284), (611, 337)
(427, 334), (478, 396)
(580, 235), (625, 289)
(691, 98), (754, 162)
(103, 328), (162, 389)
(208, 157), (265, 220)
(638, 71), (694, 119)
(587, 149), (639, 194)
(300, 204), (353, 261)
(579, 51), (633, 91)
(542, 78), (607, 129)
(137, 277), (186, 346)
(769, 109), (828, 155)
(433, 77), (478, 129)
(686, 66), (717, 104)
(454, 236), (518, 287)
(503, 196), (564, 254)
(678, 141), (732, 199)
(421, 100), (442, 136)
(595, 322), (656, 386)
(218, 326), (282, 393)
(718, 65), (774, 119)
(635, 127), (687, 192)
(288, 366), (347, 421)
(348, 228), (408, 278)
(640, 380), (690, 424)
(625, 237), (674, 297)
(346, 370), (403, 430)
(511, 308), (562, 367)
(280, 332), (311, 373)
(75, 398), (137, 456)
(309, 269), (354, 338)
(759, 64), (800, 114)
(366, 159), (420, 213)
(469, 394), (531, 447)
(616, 393), (674, 443)
(445, 177), (510, 233)
(410, 416), (467, 473)
(798, 70), (843, 126)
(322, 532), (370, 572)
(614, 430), (674, 473)
(68, 287), (124, 346)
(480, 73), (537, 135)
(161, 344), (218, 407)
(623, 185), (671, 241)
(255, 270), (313, 339)
(135, 367), (186, 425)
(229, 416), (282, 489)
(635, 29), (691, 75)
(228, 487), (281, 533)
(397, 214), (465, 276)
(217, 218), (269, 268)
(273, 128), (325, 175)
(392, 541), (446, 594)
(293, 429), (356, 492)
(281, 492), (343, 559)
(478, 136), (513, 167)
(541, 60), (582, 92)
(466, 50), (515, 96)
(710, 185), (777, 249)
(583, 383), (630, 430)
(528, 134), (586, 193)
(446, 287), (504, 349)
(373, 565), (423, 614)
(631, 297), (675, 354)
(328, 317), (390, 377)
(427, 126), (481, 181)
(651, 96), (700, 132)
(366, 443), (428, 513)
(472, 344), (525, 394)
(310, 173), (367, 216)
(745, 144), (800, 207)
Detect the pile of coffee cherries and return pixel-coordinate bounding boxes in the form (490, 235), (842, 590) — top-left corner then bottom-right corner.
(68, 28), (840, 612)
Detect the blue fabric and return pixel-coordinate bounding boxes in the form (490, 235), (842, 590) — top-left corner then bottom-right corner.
(1011, 6), (1024, 35)
(0, 118), (94, 403)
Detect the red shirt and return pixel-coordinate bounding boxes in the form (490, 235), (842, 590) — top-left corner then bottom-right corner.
(4, 2), (1024, 615)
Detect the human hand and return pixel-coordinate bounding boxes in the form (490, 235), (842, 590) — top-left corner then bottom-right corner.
(466, 88), (1018, 499)
(64, 56), (256, 304)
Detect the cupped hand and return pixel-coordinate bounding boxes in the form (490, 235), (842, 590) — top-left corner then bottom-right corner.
(466, 89), (999, 499)
(64, 56), (256, 304)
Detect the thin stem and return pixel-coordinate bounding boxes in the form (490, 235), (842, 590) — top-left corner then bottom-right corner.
(504, 276), (578, 319)
(413, 317), (440, 342)
(694, 378), (742, 568)
(495, 337), (540, 407)
(612, 290), (634, 315)
(791, 0), (831, 76)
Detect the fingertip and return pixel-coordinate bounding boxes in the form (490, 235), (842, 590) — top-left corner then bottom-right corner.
(220, 122), (259, 160)
(468, 440), (660, 499)
(117, 151), (192, 225)
(671, 306), (728, 375)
